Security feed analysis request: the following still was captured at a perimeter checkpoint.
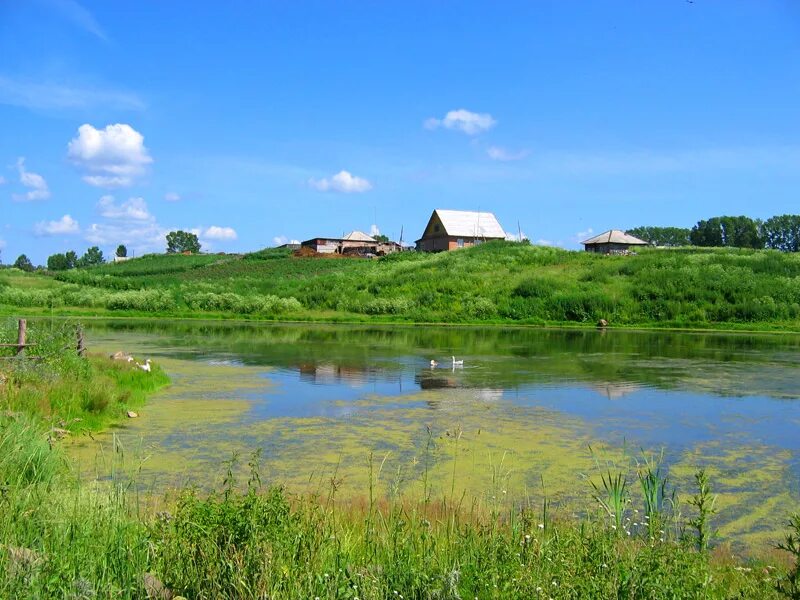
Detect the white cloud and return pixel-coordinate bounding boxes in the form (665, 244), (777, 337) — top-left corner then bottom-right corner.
(35, 214), (79, 236)
(273, 236), (300, 246)
(96, 195), (154, 221)
(13, 158), (50, 201)
(0, 76), (142, 112)
(164, 192), (181, 202)
(67, 123), (152, 187)
(425, 109), (496, 135)
(505, 230), (528, 242)
(487, 146), (529, 161)
(575, 228), (594, 242)
(0, 238), (6, 250)
(369, 224), (381, 237)
(51, 0), (108, 41)
(85, 221), (167, 253)
(309, 170), (372, 193)
(203, 226), (237, 241)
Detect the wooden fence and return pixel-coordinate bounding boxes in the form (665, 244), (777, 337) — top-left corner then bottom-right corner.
(0, 319), (85, 360)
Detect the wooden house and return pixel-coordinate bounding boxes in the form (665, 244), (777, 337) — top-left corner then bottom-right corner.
(415, 209), (506, 252)
(582, 230), (649, 254)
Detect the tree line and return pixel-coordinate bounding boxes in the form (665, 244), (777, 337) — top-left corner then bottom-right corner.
(627, 214), (800, 251)
(2, 230), (203, 272)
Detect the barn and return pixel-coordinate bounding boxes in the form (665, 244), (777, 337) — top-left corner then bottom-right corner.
(415, 209), (506, 252)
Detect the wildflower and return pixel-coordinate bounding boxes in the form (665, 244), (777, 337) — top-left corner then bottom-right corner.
(538, 523), (544, 529)
(601, 563), (607, 568)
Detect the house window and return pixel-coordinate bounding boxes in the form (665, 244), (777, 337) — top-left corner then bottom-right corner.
(457, 238), (464, 248)
(434, 224), (440, 233)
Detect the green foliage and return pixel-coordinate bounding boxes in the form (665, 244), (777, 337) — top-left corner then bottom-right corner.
(776, 514), (800, 598)
(687, 468), (718, 553)
(166, 230), (201, 254)
(77, 246), (104, 267)
(47, 252), (71, 271)
(116, 244), (127, 258)
(763, 215), (800, 253)
(65, 250), (78, 269)
(13, 254), (34, 272)
(627, 226), (691, 247)
(690, 216), (763, 249)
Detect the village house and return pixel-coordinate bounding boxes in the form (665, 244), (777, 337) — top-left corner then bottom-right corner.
(300, 231), (401, 256)
(582, 230), (649, 254)
(415, 209), (506, 252)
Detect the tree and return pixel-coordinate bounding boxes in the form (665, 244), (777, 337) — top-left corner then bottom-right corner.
(373, 234), (390, 243)
(626, 226), (691, 247)
(13, 254), (34, 272)
(690, 216), (763, 249)
(77, 246), (105, 267)
(116, 244), (128, 258)
(166, 230), (201, 254)
(65, 250), (78, 269)
(47, 253), (70, 271)
(762, 215), (800, 252)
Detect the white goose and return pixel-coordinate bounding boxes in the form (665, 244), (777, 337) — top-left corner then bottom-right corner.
(451, 356), (464, 367)
(430, 359), (439, 367)
(136, 359), (152, 373)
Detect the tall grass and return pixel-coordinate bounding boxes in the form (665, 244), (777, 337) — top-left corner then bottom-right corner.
(4, 243), (800, 329)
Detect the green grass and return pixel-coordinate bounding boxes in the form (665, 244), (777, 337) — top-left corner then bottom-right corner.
(3, 243), (800, 330)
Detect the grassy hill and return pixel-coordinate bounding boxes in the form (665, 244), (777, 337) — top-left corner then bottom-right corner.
(2, 242), (800, 330)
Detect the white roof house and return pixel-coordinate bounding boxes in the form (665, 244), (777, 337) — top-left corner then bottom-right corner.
(433, 210), (506, 239)
(416, 209), (506, 252)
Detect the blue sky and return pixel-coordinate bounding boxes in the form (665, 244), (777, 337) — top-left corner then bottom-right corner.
(1, 1), (799, 264)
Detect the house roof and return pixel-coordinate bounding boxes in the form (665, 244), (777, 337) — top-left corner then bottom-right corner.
(582, 230), (649, 246)
(342, 230), (376, 242)
(431, 209), (506, 239)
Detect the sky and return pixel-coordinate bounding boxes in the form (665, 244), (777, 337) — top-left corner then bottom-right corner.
(1, 1), (799, 264)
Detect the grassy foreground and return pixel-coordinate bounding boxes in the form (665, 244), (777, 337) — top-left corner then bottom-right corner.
(3, 243), (800, 330)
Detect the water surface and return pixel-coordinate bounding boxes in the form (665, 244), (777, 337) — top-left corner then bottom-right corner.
(69, 321), (800, 548)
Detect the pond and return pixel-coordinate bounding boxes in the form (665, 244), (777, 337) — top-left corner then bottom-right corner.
(69, 320), (800, 549)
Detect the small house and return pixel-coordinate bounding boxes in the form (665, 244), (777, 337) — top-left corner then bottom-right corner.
(300, 231), (401, 256)
(415, 209), (506, 252)
(582, 230), (649, 254)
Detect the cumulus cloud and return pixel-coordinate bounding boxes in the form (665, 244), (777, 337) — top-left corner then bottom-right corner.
(309, 170), (372, 193)
(96, 195), (154, 221)
(85, 221), (166, 252)
(203, 226), (237, 241)
(35, 214), (79, 236)
(13, 158), (50, 202)
(575, 228), (594, 242)
(369, 224), (381, 238)
(164, 192), (181, 202)
(487, 146), (529, 161)
(67, 123), (152, 187)
(273, 236), (300, 246)
(425, 109), (496, 135)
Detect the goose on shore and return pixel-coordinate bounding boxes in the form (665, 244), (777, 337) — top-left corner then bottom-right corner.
(136, 359), (152, 373)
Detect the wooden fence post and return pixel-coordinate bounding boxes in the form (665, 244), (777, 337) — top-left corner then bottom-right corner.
(16, 319), (26, 356)
(76, 326), (86, 357)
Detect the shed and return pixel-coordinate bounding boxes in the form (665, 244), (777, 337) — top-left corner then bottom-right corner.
(415, 209), (506, 252)
(582, 230), (649, 254)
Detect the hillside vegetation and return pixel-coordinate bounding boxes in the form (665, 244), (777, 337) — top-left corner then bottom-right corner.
(2, 242), (800, 329)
